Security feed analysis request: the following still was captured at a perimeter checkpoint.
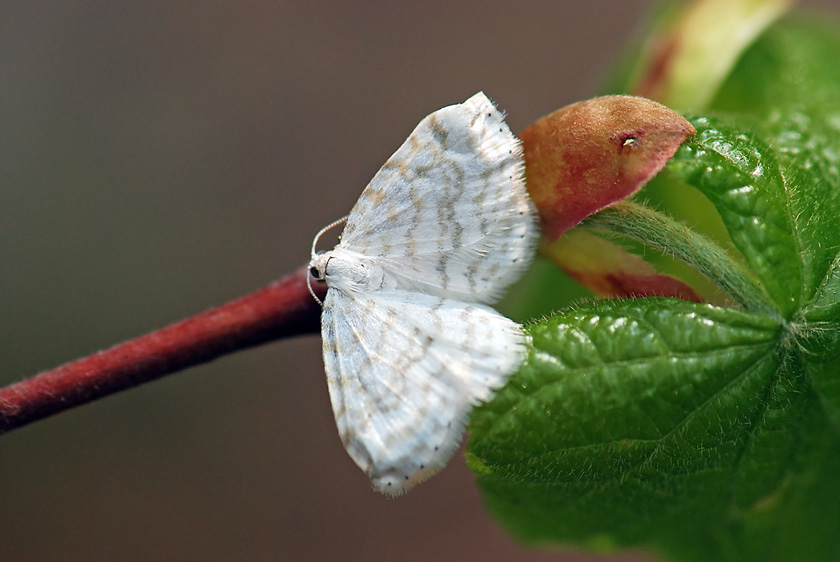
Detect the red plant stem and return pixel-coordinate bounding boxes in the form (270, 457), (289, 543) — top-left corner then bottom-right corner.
(0, 268), (325, 435)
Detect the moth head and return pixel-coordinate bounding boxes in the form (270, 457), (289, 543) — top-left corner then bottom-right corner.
(308, 216), (348, 305)
(308, 252), (331, 281)
(307, 251), (333, 305)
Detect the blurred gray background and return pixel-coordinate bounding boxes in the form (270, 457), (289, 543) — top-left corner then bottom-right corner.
(1, 1), (835, 561)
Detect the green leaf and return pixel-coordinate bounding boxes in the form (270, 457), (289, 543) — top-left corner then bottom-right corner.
(712, 16), (840, 116)
(725, 409), (840, 562)
(764, 110), (840, 323)
(668, 111), (840, 323)
(472, 109), (840, 560)
(469, 299), (791, 559)
(668, 117), (800, 317)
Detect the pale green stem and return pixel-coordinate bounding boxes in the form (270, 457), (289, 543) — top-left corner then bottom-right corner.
(584, 200), (779, 318)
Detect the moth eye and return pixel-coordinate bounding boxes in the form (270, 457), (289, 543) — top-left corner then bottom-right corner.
(309, 266), (321, 279)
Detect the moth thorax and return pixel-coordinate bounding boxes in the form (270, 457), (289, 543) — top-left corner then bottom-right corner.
(324, 252), (385, 292)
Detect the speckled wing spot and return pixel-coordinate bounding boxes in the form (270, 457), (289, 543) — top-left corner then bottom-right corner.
(309, 92), (539, 496)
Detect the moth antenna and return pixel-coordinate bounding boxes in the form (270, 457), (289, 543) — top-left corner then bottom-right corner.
(307, 271), (322, 306)
(311, 215), (349, 259)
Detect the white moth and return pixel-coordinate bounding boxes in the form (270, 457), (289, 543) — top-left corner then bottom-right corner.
(308, 92), (538, 495)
